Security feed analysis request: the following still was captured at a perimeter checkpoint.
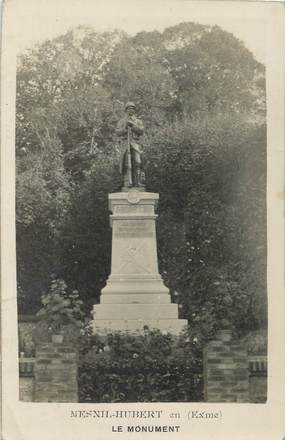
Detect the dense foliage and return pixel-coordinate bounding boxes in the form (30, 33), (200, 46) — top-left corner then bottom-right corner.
(78, 330), (203, 402)
(16, 22), (267, 339)
(36, 278), (84, 334)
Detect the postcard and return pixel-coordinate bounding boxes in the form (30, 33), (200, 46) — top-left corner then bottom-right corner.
(1, 1), (285, 439)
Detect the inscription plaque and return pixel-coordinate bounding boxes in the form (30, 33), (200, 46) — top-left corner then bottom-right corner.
(116, 205), (153, 214)
(115, 220), (153, 237)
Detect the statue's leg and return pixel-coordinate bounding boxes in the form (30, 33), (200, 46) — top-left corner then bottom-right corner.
(133, 150), (143, 186)
(140, 154), (146, 185)
(123, 151), (131, 187)
(130, 147), (136, 186)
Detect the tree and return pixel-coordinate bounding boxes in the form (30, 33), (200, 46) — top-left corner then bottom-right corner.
(16, 23), (266, 339)
(16, 132), (71, 312)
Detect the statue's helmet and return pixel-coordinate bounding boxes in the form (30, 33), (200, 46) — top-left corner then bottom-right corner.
(125, 101), (136, 111)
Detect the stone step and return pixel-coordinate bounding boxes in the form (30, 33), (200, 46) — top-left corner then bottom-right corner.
(102, 277), (169, 294)
(93, 303), (178, 320)
(92, 318), (188, 336)
(100, 293), (171, 304)
(109, 274), (163, 280)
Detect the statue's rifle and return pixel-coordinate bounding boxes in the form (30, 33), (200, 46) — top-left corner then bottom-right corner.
(127, 123), (133, 186)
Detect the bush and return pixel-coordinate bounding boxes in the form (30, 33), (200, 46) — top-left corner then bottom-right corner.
(78, 329), (203, 402)
(35, 278), (85, 342)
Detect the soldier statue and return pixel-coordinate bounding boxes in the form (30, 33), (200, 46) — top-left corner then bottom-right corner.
(116, 102), (145, 190)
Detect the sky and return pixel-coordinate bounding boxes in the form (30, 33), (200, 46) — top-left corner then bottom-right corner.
(4, 0), (280, 64)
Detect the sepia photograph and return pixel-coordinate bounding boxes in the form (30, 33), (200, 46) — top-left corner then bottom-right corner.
(1, 0), (285, 439)
(15, 2), (267, 405)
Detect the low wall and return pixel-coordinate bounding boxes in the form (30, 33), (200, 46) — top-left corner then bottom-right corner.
(19, 358), (35, 401)
(19, 342), (78, 402)
(18, 316), (78, 402)
(18, 326), (266, 403)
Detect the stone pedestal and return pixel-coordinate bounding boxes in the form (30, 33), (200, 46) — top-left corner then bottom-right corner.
(92, 190), (187, 335)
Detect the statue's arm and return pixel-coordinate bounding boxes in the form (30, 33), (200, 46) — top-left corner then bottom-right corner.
(116, 119), (127, 136)
(131, 118), (144, 136)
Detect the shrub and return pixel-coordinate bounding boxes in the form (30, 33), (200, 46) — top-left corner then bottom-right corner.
(78, 329), (203, 402)
(35, 278), (84, 342)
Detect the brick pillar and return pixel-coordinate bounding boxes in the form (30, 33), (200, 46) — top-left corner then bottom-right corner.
(203, 330), (249, 402)
(34, 343), (78, 402)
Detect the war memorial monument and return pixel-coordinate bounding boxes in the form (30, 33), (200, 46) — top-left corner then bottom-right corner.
(92, 102), (187, 335)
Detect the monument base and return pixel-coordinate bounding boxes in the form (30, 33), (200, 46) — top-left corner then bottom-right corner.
(92, 317), (187, 336)
(92, 190), (188, 336)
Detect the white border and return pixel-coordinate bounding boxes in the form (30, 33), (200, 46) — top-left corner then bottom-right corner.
(1, 1), (285, 439)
